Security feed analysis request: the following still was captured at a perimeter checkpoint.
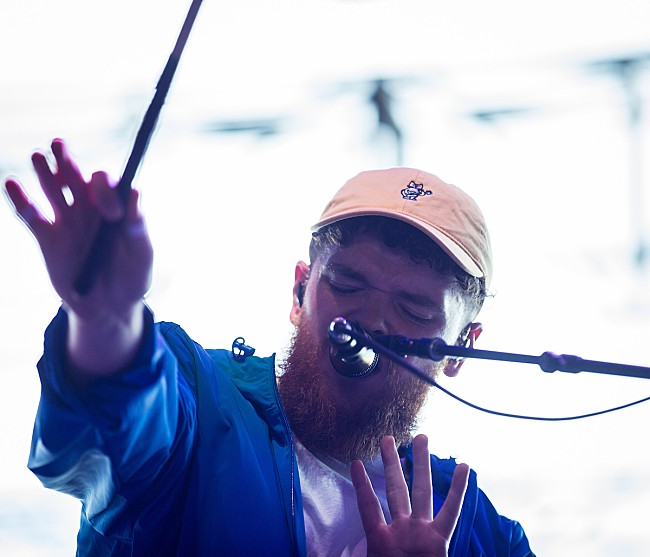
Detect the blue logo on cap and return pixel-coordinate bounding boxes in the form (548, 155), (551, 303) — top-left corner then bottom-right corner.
(401, 181), (432, 201)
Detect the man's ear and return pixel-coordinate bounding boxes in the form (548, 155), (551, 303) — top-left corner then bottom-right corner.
(290, 261), (311, 325)
(443, 322), (483, 377)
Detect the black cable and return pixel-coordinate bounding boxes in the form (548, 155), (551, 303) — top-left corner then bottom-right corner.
(429, 377), (650, 421)
(362, 332), (650, 422)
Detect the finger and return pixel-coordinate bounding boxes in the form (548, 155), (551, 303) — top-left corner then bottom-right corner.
(89, 171), (124, 222)
(380, 435), (411, 519)
(433, 463), (469, 540)
(31, 151), (68, 217)
(351, 459), (386, 534)
(51, 139), (89, 205)
(410, 434), (433, 520)
(4, 179), (50, 238)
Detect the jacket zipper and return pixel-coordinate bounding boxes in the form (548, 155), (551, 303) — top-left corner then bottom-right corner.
(271, 357), (300, 556)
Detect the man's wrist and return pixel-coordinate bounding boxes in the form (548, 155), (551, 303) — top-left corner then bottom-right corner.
(65, 301), (146, 380)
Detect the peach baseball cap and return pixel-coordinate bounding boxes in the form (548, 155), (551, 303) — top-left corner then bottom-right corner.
(311, 167), (492, 285)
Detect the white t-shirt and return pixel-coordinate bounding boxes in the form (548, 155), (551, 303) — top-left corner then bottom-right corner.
(295, 438), (392, 557)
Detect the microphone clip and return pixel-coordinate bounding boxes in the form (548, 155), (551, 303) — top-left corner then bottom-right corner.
(232, 337), (255, 362)
(374, 335), (449, 361)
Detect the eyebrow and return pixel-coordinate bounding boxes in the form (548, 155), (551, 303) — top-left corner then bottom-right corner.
(323, 263), (367, 283)
(398, 291), (440, 309)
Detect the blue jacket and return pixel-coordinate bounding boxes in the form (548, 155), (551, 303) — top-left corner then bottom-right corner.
(29, 308), (534, 556)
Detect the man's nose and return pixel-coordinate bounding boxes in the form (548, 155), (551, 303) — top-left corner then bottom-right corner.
(350, 288), (389, 337)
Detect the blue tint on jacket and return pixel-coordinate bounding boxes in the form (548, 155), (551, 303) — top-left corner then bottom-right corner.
(29, 308), (534, 556)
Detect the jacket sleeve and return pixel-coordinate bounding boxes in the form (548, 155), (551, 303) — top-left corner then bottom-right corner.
(425, 451), (535, 557)
(28, 306), (197, 523)
(471, 488), (536, 556)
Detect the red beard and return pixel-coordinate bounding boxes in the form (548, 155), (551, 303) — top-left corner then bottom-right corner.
(278, 320), (439, 463)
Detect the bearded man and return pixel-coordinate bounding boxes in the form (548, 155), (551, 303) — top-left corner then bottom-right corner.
(5, 139), (535, 556)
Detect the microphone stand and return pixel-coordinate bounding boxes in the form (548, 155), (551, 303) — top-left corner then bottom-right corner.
(331, 320), (650, 381)
(330, 318), (650, 420)
(404, 339), (650, 380)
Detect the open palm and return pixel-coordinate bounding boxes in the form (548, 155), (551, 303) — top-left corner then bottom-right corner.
(352, 435), (469, 557)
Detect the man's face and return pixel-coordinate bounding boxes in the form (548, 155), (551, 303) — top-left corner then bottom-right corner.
(279, 231), (471, 462)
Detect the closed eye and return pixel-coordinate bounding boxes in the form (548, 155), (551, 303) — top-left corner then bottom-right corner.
(401, 307), (436, 325)
(397, 300), (443, 326)
(326, 278), (364, 295)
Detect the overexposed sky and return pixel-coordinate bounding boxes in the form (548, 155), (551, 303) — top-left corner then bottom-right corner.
(2, 1), (650, 555)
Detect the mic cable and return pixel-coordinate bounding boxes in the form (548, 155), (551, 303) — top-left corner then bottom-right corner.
(327, 318), (650, 421)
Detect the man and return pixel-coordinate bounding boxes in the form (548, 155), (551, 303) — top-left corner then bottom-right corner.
(5, 139), (534, 556)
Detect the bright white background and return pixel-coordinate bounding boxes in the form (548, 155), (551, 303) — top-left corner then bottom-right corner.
(2, 1), (650, 555)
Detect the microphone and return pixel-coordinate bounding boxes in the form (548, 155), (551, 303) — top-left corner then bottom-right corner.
(328, 317), (379, 377)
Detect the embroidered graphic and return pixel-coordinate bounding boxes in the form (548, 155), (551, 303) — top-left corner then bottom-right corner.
(401, 181), (432, 201)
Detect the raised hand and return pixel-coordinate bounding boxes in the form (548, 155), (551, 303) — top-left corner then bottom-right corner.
(351, 434), (469, 557)
(4, 139), (153, 375)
